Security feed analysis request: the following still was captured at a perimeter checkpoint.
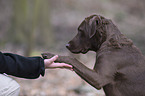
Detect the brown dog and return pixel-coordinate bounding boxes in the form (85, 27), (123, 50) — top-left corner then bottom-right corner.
(66, 15), (145, 96)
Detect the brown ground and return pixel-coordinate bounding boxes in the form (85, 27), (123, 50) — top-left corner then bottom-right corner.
(15, 69), (105, 96)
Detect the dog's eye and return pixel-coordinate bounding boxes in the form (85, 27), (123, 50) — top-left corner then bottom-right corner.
(78, 28), (83, 32)
(79, 30), (83, 32)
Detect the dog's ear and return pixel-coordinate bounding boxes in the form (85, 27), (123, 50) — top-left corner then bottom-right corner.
(89, 16), (97, 38)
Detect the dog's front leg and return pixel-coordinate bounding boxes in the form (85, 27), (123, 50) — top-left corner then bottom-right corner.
(42, 53), (113, 89)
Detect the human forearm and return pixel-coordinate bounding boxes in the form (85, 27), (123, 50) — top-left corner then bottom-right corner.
(0, 52), (45, 79)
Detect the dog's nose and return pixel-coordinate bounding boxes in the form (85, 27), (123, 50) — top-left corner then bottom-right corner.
(66, 43), (70, 48)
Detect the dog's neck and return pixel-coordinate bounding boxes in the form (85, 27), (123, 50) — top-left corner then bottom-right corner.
(96, 20), (133, 54)
(105, 20), (121, 40)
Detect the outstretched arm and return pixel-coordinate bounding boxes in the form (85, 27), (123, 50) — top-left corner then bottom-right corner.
(0, 52), (44, 79)
(0, 52), (72, 79)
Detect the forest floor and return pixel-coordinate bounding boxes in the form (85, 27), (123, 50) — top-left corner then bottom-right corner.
(15, 69), (105, 96)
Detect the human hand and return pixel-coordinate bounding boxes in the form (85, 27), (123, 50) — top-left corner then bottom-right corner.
(44, 55), (73, 70)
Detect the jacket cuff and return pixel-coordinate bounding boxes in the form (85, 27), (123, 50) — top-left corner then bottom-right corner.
(40, 58), (45, 77)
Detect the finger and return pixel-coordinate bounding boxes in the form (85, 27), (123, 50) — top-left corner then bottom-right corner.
(60, 63), (73, 68)
(49, 55), (58, 63)
(51, 63), (73, 68)
(60, 63), (74, 71)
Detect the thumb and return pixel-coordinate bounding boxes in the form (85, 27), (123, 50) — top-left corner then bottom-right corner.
(49, 55), (58, 64)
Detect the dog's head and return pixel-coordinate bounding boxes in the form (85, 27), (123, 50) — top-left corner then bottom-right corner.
(66, 15), (108, 54)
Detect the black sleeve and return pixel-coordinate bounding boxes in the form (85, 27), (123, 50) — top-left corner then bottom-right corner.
(0, 52), (45, 79)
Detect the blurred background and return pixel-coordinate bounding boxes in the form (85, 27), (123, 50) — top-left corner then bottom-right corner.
(0, 0), (145, 96)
